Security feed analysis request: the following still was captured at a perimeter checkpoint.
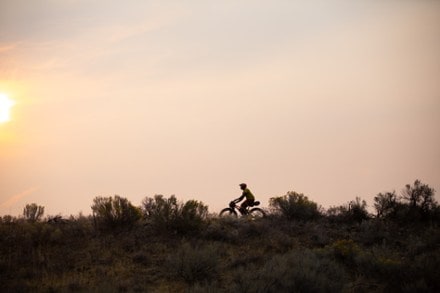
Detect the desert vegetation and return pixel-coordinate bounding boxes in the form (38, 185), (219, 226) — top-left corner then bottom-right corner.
(0, 180), (439, 292)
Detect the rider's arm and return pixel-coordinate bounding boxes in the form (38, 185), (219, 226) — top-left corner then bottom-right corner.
(234, 194), (245, 203)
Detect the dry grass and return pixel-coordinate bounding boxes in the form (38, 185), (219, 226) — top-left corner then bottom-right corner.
(1, 189), (439, 292)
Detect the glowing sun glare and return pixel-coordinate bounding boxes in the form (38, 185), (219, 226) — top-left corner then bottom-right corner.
(0, 93), (14, 123)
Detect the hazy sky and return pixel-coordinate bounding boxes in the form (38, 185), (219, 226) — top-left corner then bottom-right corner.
(1, 0), (439, 216)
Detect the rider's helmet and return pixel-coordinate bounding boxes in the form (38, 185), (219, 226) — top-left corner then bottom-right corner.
(239, 183), (247, 189)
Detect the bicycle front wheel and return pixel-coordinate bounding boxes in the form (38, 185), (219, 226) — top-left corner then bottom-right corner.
(219, 208), (238, 218)
(248, 208), (266, 219)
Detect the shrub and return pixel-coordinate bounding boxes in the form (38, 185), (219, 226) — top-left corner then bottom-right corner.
(326, 197), (369, 223)
(177, 199), (209, 232)
(142, 195), (208, 234)
(374, 180), (438, 223)
(91, 195), (141, 229)
(402, 180), (436, 211)
(308, 223), (331, 247)
(402, 180), (438, 221)
(348, 197), (370, 222)
(406, 251), (440, 292)
(330, 239), (361, 265)
(165, 242), (220, 284)
(202, 217), (242, 244)
(355, 220), (390, 246)
(142, 194), (178, 228)
(374, 191), (398, 218)
(269, 191), (321, 220)
(327, 239), (419, 291)
(0, 215), (15, 224)
(230, 248), (348, 293)
(326, 205), (350, 223)
(23, 203), (45, 222)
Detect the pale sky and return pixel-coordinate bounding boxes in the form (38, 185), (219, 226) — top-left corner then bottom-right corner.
(1, 0), (439, 217)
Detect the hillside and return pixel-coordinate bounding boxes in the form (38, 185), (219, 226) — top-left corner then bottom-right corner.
(1, 181), (439, 292)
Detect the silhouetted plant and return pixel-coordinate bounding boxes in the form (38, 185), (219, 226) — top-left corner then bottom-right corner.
(330, 239), (361, 265)
(269, 191), (321, 220)
(402, 180), (437, 220)
(0, 215), (15, 224)
(142, 194), (178, 228)
(326, 197), (369, 223)
(47, 215), (69, 224)
(355, 220), (390, 246)
(2, 181), (440, 291)
(403, 180), (435, 210)
(165, 242), (220, 284)
(177, 199), (208, 232)
(230, 248), (347, 292)
(405, 250), (440, 292)
(91, 195), (141, 229)
(202, 217), (242, 243)
(350, 244), (406, 291)
(348, 197), (370, 222)
(374, 180), (438, 223)
(309, 223), (332, 247)
(326, 205), (349, 223)
(23, 203), (45, 222)
(142, 195), (208, 234)
(374, 191), (398, 218)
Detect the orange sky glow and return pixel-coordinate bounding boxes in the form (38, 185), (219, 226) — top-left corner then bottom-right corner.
(1, 1), (439, 217)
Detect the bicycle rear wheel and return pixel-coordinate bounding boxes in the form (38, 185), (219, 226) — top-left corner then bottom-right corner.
(219, 208), (238, 218)
(248, 208), (265, 219)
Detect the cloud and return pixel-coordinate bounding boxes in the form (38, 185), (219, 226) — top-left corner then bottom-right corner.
(0, 186), (39, 209)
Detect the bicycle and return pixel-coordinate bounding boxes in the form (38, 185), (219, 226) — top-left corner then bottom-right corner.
(219, 200), (266, 219)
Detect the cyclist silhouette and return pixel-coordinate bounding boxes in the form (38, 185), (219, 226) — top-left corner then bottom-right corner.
(233, 183), (255, 214)
(219, 183), (265, 218)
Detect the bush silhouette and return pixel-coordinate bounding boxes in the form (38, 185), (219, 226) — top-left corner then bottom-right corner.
(165, 242), (220, 284)
(2, 181), (439, 292)
(373, 180), (438, 222)
(23, 203), (45, 222)
(374, 191), (398, 218)
(230, 248), (347, 292)
(348, 197), (370, 222)
(326, 197), (369, 223)
(269, 191), (321, 220)
(142, 195), (208, 234)
(91, 195), (141, 229)
(402, 180), (437, 221)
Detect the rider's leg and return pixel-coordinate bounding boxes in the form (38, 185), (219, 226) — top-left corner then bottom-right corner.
(240, 200), (251, 214)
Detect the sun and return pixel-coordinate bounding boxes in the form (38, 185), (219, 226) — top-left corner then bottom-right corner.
(0, 93), (15, 123)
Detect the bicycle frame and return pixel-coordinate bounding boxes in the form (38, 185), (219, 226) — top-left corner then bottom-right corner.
(229, 201), (253, 215)
(219, 200), (265, 218)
